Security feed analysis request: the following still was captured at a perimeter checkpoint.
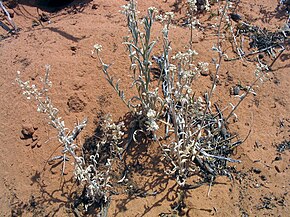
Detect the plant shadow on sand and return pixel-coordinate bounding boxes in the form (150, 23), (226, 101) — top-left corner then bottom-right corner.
(112, 114), (176, 216)
(108, 113), (232, 216)
(9, 112), (180, 216)
(78, 112), (177, 215)
(258, 2), (290, 23)
(10, 169), (79, 216)
(8, 0), (93, 12)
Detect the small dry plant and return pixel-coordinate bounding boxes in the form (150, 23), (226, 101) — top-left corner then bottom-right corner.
(94, 2), (164, 141)
(94, 0), (250, 187)
(16, 65), (124, 214)
(186, 0), (211, 48)
(155, 1), (243, 186)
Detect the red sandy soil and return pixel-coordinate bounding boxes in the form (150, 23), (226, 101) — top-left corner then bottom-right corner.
(0, 0), (289, 216)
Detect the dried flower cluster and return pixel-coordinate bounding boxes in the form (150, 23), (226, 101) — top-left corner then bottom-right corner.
(187, 0), (210, 12)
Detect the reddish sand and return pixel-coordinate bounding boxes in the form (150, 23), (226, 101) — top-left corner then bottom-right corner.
(0, 0), (289, 216)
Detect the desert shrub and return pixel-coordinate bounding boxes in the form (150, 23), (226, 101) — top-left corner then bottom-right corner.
(16, 0), (273, 215)
(93, 0), (245, 187)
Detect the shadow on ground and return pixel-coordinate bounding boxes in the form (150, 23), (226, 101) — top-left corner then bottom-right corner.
(5, 0), (93, 12)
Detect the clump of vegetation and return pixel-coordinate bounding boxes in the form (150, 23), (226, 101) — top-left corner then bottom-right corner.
(16, 0), (273, 215)
(16, 66), (123, 214)
(222, 0), (289, 69)
(94, 0), (244, 187)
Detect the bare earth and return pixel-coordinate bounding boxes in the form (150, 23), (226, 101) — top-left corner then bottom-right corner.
(0, 0), (289, 216)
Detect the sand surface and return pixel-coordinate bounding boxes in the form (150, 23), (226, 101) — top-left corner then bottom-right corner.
(0, 0), (289, 216)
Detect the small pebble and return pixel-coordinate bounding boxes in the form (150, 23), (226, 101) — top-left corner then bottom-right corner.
(21, 124), (35, 139)
(229, 13), (242, 22)
(275, 165), (281, 173)
(260, 175), (267, 181)
(200, 69), (210, 76)
(274, 156), (282, 161)
(253, 168), (261, 174)
(92, 4), (99, 10)
(32, 134), (38, 141)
